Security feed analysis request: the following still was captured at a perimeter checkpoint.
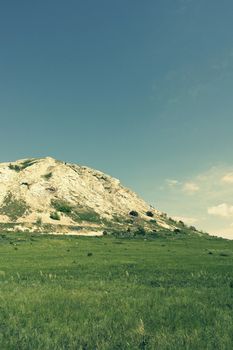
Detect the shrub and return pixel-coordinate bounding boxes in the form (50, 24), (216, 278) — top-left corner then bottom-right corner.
(168, 217), (175, 223)
(146, 211), (154, 217)
(9, 159), (37, 172)
(50, 212), (60, 221)
(52, 199), (102, 223)
(129, 210), (139, 217)
(43, 172), (53, 180)
(9, 164), (21, 172)
(52, 200), (72, 214)
(0, 193), (29, 221)
(36, 217), (42, 225)
(135, 226), (146, 236)
(174, 228), (181, 233)
(76, 211), (101, 223)
(219, 252), (229, 257)
(150, 219), (157, 224)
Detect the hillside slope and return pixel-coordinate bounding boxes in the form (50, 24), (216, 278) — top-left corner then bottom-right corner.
(0, 157), (184, 234)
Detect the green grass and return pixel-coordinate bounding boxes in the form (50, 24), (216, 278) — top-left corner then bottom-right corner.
(51, 199), (102, 224)
(0, 233), (233, 349)
(52, 199), (73, 214)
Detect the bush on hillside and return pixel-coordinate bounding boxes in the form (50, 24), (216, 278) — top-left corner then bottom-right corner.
(43, 172), (53, 180)
(129, 210), (139, 217)
(52, 200), (72, 214)
(135, 226), (146, 236)
(174, 228), (181, 233)
(50, 212), (60, 221)
(36, 217), (42, 225)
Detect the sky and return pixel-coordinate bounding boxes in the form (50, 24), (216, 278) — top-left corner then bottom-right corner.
(1, 0), (233, 238)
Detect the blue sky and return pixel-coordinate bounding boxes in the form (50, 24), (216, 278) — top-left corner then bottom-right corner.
(1, 0), (233, 237)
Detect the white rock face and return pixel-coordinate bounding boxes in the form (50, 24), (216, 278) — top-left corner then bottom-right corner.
(0, 157), (172, 231)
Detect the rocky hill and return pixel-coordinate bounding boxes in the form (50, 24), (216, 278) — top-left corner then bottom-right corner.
(0, 157), (187, 235)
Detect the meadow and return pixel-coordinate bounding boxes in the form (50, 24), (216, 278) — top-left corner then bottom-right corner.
(0, 232), (233, 349)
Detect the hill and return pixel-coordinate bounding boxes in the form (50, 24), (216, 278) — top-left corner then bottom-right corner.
(0, 157), (202, 236)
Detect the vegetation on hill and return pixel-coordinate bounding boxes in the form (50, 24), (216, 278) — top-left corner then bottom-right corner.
(8, 158), (38, 172)
(42, 172), (53, 180)
(0, 193), (29, 221)
(51, 199), (102, 224)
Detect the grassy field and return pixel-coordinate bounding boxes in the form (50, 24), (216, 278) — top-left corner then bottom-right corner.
(0, 232), (233, 349)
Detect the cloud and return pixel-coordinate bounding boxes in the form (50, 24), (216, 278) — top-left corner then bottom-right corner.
(208, 226), (233, 240)
(208, 203), (233, 218)
(166, 179), (180, 188)
(160, 165), (233, 239)
(221, 173), (233, 184)
(182, 182), (199, 194)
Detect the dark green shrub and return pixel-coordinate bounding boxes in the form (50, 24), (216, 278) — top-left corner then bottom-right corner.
(20, 159), (37, 170)
(36, 217), (42, 225)
(52, 200), (72, 214)
(135, 226), (146, 236)
(9, 159), (37, 172)
(43, 172), (53, 180)
(146, 211), (154, 217)
(219, 252), (229, 257)
(9, 164), (21, 172)
(129, 210), (139, 217)
(174, 228), (181, 233)
(50, 212), (60, 221)
(168, 217), (175, 223)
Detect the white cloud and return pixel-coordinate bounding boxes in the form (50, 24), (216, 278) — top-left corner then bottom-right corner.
(160, 165), (233, 239)
(166, 179), (179, 188)
(208, 226), (233, 240)
(221, 173), (233, 184)
(208, 203), (233, 218)
(182, 182), (199, 194)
